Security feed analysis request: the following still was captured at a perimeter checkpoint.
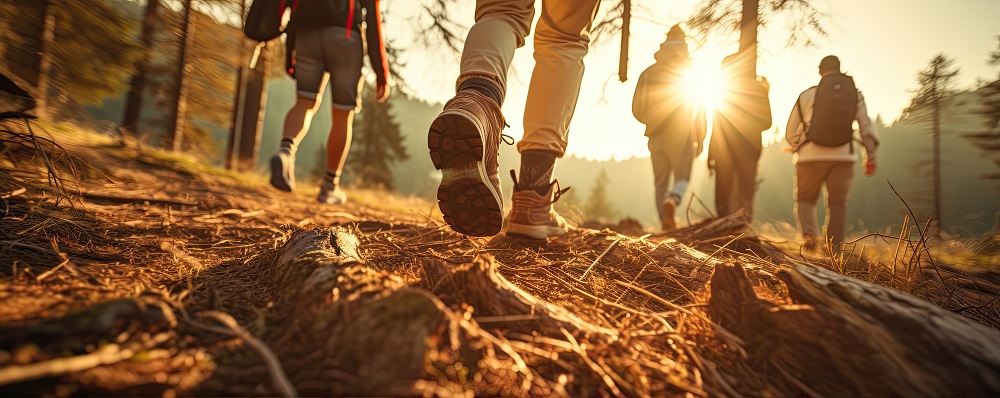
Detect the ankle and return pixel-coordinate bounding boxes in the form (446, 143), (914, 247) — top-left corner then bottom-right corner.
(457, 77), (503, 107)
(279, 137), (297, 154)
(518, 150), (558, 195)
(323, 170), (341, 187)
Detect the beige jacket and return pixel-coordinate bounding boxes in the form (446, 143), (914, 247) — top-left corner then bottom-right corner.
(785, 86), (879, 163)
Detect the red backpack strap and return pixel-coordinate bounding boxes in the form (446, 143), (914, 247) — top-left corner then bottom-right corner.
(345, 0), (355, 39)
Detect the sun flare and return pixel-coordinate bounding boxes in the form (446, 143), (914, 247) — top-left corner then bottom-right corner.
(680, 57), (727, 112)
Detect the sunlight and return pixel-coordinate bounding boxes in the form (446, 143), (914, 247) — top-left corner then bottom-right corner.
(680, 56), (726, 113)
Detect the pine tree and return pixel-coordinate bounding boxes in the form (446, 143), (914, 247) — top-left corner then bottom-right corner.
(345, 92), (409, 189)
(968, 36), (1000, 181)
(0, 0), (143, 117)
(687, 0), (826, 75)
(121, 0), (161, 136)
(584, 168), (616, 222)
(905, 54), (960, 231)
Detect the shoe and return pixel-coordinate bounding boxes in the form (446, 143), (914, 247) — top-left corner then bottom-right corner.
(802, 234), (820, 254)
(269, 149), (295, 192)
(661, 194), (679, 231)
(428, 90), (508, 237)
(317, 180), (347, 205)
(506, 170), (572, 239)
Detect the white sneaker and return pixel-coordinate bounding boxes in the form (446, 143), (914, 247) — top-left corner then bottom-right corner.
(317, 180), (347, 205)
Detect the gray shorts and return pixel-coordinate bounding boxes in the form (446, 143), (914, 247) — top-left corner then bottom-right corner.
(294, 26), (364, 111)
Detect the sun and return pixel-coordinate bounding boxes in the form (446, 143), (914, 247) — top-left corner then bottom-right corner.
(680, 56), (727, 113)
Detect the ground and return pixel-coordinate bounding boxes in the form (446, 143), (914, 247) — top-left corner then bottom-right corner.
(1, 118), (998, 397)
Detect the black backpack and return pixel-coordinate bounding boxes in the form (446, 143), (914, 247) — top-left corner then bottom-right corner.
(244, 0), (287, 42)
(801, 73), (857, 147)
(293, 0), (362, 32)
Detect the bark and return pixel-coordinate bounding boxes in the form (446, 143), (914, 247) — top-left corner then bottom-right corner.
(121, 0), (161, 136)
(739, 0), (758, 76)
(166, 0), (194, 152)
(709, 263), (1000, 397)
(34, 1), (56, 119)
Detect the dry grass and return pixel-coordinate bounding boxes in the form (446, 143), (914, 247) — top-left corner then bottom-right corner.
(1, 119), (996, 396)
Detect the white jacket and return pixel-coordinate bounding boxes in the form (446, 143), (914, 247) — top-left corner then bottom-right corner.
(785, 86), (879, 163)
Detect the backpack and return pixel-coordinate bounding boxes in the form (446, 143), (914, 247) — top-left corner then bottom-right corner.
(244, 0), (288, 42)
(292, 0), (362, 34)
(801, 73), (857, 147)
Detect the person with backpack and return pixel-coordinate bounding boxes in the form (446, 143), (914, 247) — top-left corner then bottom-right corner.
(785, 55), (879, 252)
(425, 0), (607, 239)
(632, 25), (707, 231)
(267, 0), (390, 205)
(709, 50), (772, 220)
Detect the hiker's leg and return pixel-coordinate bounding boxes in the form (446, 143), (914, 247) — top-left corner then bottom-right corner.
(670, 142), (694, 199)
(713, 160), (736, 217)
(736, 157), (758, 219)
(457, 0), (536, 105)
(323, 27), (365, 184)
(517, 0), (603, 157)
(824, 162), (854, 248)
(648, 136), (672, 220)
(795, 162), (824, 240)
(285, 28), (330, 144)
(326, 108), (355, 176)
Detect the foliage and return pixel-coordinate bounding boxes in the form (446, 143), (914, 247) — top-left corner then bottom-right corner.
(967, 36), (1000, 181)
(906, 54), (960, 118)
(345, 91), (409, 189)
(0, 0), (144, 108)
(584, 168), (616, 222)
(142, 0), (243, 156)
(686, 0), (827, 47)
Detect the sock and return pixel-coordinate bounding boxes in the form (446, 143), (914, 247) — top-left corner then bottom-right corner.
(323, 170), (341, 187)
(519, 150), (557, 195)
(458, 77), (503, 106)
(280, 137), (296, 154)
(670, 179), (688, 201)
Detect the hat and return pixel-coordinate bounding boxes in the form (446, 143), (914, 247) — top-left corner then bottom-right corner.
(819, 55), (841, 72)
(666, 24), (686, 41)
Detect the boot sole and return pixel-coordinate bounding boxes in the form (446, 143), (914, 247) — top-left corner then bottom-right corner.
(506, 223), (567, 240)
(269, 154), (293, 192)
(662, 200), (677, 231)
(428, 110), (503, 237)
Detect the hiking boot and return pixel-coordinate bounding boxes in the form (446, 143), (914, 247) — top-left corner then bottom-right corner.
(269, 150), (295, 192)
(317, 180), (347, 205)
(661, 194), (679, 231)
(506, 170), (572, 240)
(428, 89), (508, 237)
(802, 234), (820, 254)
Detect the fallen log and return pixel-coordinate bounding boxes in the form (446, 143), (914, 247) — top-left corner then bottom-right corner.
(709, 263), (1000, 397)
(265, 228), (550, 396)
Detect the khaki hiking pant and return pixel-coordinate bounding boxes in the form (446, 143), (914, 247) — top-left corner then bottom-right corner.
(459, 0), (603, 156)
(795, 161), (854, 248)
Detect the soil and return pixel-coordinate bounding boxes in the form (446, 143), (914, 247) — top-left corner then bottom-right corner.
(1, 119), (998, 397)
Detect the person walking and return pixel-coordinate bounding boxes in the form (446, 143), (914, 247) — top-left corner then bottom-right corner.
(427, 0), (605, 239)
(709, 50), (772, 220)
(786, 55), (879, 252)
(269, 0), (390, 205)
(632, 25), (706, 231)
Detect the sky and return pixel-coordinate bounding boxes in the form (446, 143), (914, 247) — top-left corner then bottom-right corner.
(383, 0), (999, 161)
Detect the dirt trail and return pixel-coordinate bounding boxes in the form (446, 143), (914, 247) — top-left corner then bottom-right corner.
(2, 120), (998, 397)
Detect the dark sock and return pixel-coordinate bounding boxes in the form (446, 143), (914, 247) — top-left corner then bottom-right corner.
(519, 150), (557, 195)
(458, 77), (503, 106)
(280, 137), (296, 153)
(324, 170), (340, 187)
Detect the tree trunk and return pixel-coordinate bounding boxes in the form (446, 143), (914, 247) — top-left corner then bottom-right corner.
(932, 62), (942, 233)
(35, 1), (57, 119)
(166, 0), (194, 152)
(618, 0), (630, 82)
(121, 0), (160, 137)
(739, 0), (758, 76)
(708, 263), (1000, 397)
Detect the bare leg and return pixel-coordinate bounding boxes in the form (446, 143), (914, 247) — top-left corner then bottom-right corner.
(282, 96), (322, 144)
(326, 108), (355, 175)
